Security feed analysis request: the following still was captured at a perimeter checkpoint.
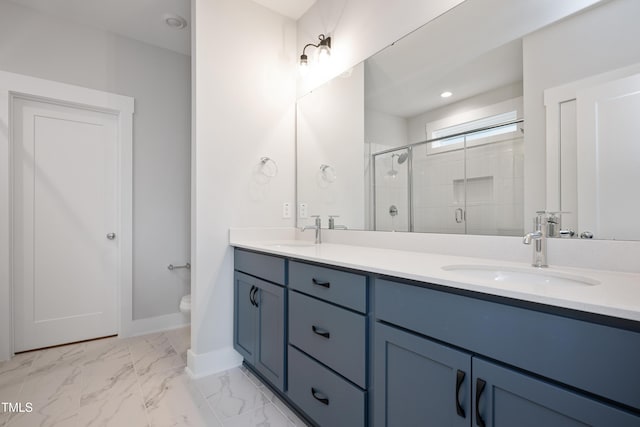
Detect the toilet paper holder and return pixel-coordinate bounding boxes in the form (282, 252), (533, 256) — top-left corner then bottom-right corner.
(168, 263), (191, 271)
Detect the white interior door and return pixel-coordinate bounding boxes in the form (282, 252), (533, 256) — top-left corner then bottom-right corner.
(13, 96), (118, 352)
(576, 73), (640, 240)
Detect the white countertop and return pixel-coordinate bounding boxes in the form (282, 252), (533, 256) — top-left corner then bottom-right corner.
(230, 239), (640, 323)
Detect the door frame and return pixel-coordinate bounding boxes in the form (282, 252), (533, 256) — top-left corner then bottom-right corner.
(0, 71), (134, 361)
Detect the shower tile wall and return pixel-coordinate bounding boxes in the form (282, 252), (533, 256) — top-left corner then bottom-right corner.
(412, 137), (524, 236)
(412, 147), (465, 234)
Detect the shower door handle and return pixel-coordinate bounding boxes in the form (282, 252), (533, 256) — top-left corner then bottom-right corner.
(455, 208), (464, 223)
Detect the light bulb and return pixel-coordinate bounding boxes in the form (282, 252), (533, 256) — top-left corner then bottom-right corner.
(299, 54), (309, 76)
(317, 45), (331, 65)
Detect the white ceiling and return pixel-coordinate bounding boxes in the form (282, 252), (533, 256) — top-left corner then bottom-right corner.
(251, 0), (316, 20)
(8, 0), (191, 55)
(7, 0), (315, 56)
(366, 40), (523, 118)
(364, 0), (598, 118)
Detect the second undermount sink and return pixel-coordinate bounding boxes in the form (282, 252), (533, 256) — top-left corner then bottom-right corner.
(441, 264), (600, 287)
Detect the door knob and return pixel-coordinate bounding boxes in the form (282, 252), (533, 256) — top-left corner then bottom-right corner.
(106, 233), (116, 240)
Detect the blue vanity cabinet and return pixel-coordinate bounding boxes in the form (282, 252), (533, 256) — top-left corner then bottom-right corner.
(233, 249), (286, 392)
(232, 247), (640, 426)
(375, 321), (640, 427)
(374, 278), (640, 426)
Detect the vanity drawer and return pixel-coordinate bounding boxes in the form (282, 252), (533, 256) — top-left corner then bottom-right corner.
(289, 291), (367, 388)
(375, 278), (640, 411)
(287, 345), (365, 427)
(289, 261), (367, 312)
(234, 249), (285, 285)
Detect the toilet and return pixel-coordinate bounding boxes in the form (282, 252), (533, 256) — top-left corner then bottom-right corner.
(180, 294), (191, 313)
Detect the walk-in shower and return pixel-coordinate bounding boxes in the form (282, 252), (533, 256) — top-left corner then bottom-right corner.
(372, 119), (524, 235)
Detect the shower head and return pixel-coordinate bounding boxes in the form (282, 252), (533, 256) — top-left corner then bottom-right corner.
(397, 152), (409, 164)
(388, 152), (408, 177)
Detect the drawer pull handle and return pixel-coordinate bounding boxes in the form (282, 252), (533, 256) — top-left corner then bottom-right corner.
(311, 387), (329, 405)
(475, 378), (486, 427)
(312, 325), (330, 339)
(312, 278), (330, 288)
(455, 370), (466, 418)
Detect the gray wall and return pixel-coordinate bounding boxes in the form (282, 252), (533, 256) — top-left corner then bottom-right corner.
(0, 0), (191, 320)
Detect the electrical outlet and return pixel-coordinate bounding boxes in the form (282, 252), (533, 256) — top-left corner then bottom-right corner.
(282, 202), (291, 219)
(299, 203), (308, 218)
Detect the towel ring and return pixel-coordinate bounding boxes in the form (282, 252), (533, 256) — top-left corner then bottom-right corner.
(260, 157), (278, 177)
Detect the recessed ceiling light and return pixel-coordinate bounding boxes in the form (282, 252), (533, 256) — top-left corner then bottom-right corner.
(440, 91), (453, 98)
(163, 13), (188, 30)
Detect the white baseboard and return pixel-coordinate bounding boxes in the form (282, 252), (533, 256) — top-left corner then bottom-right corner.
(123, 312), (190, 338)
(185, 347), (243, 379)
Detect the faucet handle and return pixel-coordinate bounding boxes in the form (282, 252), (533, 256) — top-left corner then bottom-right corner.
(328, 215), (340, 230)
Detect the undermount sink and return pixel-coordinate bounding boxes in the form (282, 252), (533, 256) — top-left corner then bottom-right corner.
(265, 241), (316, 248)
(441, 264), (600, 287)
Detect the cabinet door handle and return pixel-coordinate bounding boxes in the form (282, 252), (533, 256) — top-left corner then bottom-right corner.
(475, 378), (486, 427)
(311, 387), (329, 405)
(250, 286), (259, 307)
(311, 325), (330, 339)
(249, 286), (256, 306)
(252, 286), (259, 308)
(455, 369), (466, 418)
(312, 278), (330, 288)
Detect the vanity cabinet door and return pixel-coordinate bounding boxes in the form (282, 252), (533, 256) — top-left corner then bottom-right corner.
(233, 271), (285, 392)
(374, 322), (471, 427)
(472, 358), (640, 427)
(254, 278), (285, 391)
(234, 272), (256, 364)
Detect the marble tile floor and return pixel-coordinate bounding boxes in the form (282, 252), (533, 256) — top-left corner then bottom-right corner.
(0, 328), (307, 427)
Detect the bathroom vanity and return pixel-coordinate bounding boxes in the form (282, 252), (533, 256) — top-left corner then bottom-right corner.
(232, 241), (640, 426)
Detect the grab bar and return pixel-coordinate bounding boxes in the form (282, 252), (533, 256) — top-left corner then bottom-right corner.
(168, 263), (191, 271)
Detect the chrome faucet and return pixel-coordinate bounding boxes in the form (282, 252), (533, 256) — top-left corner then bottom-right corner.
(302, 215), (322, 244)
(523, 211), (548, 267)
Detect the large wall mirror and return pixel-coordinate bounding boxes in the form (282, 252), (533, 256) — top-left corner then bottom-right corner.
(296, 0), (640, 240)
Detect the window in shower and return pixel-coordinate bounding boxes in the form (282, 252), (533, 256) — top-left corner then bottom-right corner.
(427, 110), (519, 154)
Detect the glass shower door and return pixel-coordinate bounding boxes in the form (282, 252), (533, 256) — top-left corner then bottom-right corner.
(411, 139), (466, 234)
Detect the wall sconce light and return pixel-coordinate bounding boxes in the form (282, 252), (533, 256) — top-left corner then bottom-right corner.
(300, 34), (332, 74)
